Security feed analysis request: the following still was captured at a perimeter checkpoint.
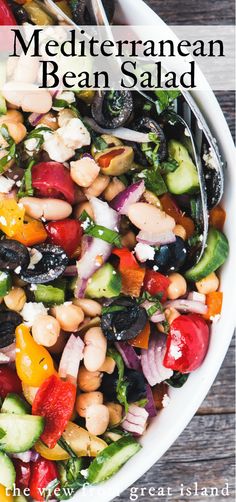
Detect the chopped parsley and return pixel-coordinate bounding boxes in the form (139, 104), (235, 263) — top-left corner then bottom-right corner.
(18, 159), (35, 198)
(0, 124), (17, 173)
(154, 90), (181, 114)
(107, 347), (129, 413)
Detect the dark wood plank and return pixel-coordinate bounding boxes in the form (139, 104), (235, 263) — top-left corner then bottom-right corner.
(115, 414), (235, 501)
(145, 0), (235, 25)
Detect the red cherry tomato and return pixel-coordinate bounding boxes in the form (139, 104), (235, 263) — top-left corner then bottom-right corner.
(0, 0), (16, 25)
(0, 366), (22, 398)
(46, 219), (83, 257)
(29, 457), (59, 501)
(14, 459), (31, 491)
(32, 374), (76, 449)
(32, 162), (76, 204)
(163, 314), (210, 373)
(142, 269), (170, 302)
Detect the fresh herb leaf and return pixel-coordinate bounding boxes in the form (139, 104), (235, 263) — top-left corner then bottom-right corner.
(93, 135), (108, 151)
(141, 132), (160, 168)
(154, 90), (181, 114)
(107, 347), (129, 413)
(0, 428), (6, 440)
(58, 437), (78, 459)
(160, 319), (170, 334)
(135, 165), (167, 196)
(0, 124), (17, 173)
(188, 232), (203, 248)
(58, 458), (84, 485)
(101, 305), (126, 315)
(45, 478), (59, 502)
(56, 479), (88, 500)
(80, 210), (122, 248)
(160, 159), (178, 174)
(24, 126), (52, 153)
(18, 159), (35, 198)
(53, 98), (75, 108)
(135, 398), (148, 408)
(166, 371), (189, 388)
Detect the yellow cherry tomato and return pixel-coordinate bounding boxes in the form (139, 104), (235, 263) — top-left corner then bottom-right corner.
(0, 484), (13, 501)
(15, 324), (55, 387)
(35, 421), (107, 460)
(0, 200), (25, 237)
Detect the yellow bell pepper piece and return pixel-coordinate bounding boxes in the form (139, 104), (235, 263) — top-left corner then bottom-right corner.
(0, 485), (13, 501)
(35, 421), (107, 460)
(0, 200), (25, 237)
(15, 324), (55, 387)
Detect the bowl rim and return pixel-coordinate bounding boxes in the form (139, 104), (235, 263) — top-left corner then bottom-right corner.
(70, 2), (236, 501)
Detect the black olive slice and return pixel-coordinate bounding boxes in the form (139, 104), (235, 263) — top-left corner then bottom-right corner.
(147, 236), (187, 274)
(0, 310), (22, 349)
(101, 297), (148, 341)
(100, 368), (147, 403)
(134, 116), (167, 161)
(20, 244), (68, 284)
(0, 240), (30, 272)
(91, 91), (133, 129)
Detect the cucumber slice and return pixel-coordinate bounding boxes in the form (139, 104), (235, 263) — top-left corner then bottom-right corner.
(1, 393), (30, 415)
(0, 414), (44, 453)
(14, 497), (28, 502)
(0, 271), (12, 296)
(34, 279), (66, 306)
(0, 451), (16, 489)
(87, 436), (141, 483)
(165, 140), (200, 194)
(85, 263), (121, 299)
(185, 228), (229, 281)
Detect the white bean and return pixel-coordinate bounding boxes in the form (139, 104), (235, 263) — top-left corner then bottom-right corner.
(14, 54), (39, 84)
(195, 272), (219, 295)
(70, 157), (100, 188)
(127, 202), (175, 233)
(83, 327), (107, 372)
(76, 391), (103, 417)
(72, 298), (102, 317)
(20, 197), (72, 221)
(3, 82), (52, 114)
(85, 404), (109, 435)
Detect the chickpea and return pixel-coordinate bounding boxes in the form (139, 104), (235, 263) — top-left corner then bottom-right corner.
(106, 402), (123, 426)
(121, 231), (136, 250)
(103, 177), (126, 202)
(0, 110), (23, 125)
(164, 307), (180, 325)
(76, 391), (103, 417)
(174, 224), (187, 240)
(143, 190), (162, 209)
(83, 174), (110, 198)
(72, 298), (102, 317)
(167, 273), (187, 300)
(83, 327), (107, 372)
(85, 404), (109, 435)
(74, 201), (94, 220)
(52, 303), (84, 332)
(4, 287), (26, 312)
(37, 111), (58, 131)
(0, 122), (27, 145)
(78, 366), (102, 392)
(70, 157), (100, 188)
(98, 357), (116, 374)
(32, 315), (60, 347)
(195, 272), (219, 295)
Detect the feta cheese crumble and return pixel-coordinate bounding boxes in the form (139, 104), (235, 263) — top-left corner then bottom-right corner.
(162, 394), (171, 408)
(0, 175), (15, 193)
(27, 248), (43, 270)
(21, 302), (48, 327)
(134, 243), (155, 263)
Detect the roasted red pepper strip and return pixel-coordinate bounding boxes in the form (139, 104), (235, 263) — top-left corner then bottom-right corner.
(32, 374), (76, 449)
(0, 366), (22, 399)
(46, 219), (83, 257)
(29, 457), (59, 501)
(112, 247), (140, 271)
(0, 0), (17, 25)
(112, 247), (145, 297)
(142, 269), (170, 302)
(160, 193), (195, 238)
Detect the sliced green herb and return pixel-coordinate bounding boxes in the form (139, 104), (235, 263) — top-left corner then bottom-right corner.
(135, 165), (167, 196)
(0, 428), (6, 440)
(160, 319), (170, 334)
(58, 437), (78, 459)
(93, 135), (108, 151)
(101, 305), (126, 315)
(0, 124), (17, 173)
(45, 478), (59, 501)
(107, 347), (129, 413)
(141, 132), (160, 169)
(160, 159), (179, 174)
(24, 126), (52, 153)
(154, 90), (181, 114)
(18, 159), (35, 198)
(135, 398), (148, 408)
(80, 210), (122, 248)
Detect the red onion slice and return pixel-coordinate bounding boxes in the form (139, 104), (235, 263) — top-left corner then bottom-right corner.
(115, 342), (141, 370)
(164, 299), (208, 315)
(137, 230), (176, 246)
(28, 112), (45, 126)
(122, 404), (149, 436)
(141, 300), (165, 323)
(84, 117), (151, 143)
(145, 384), (157, 417)
(141, 334), (173, 386)
(187, 291), (206, 303)
(75, 197), (119, 297)
(58, 334), (84, 384)
(110, 181), (145, 215)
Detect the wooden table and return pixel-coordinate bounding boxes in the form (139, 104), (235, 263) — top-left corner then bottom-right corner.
(115, 1), (235, 500)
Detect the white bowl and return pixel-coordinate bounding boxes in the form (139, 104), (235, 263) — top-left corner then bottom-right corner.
(71, 2), (236, 500)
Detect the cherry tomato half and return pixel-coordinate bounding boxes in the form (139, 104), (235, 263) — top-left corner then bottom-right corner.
(14, 459), (31, 491)
(163, 314), (210, 373)
(29, 457), (59, 501)
(46, 219), (83, 257)
(142, 269), (170, 302)
(0, 366), (22, 399)
(32, 162), (76, 204)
